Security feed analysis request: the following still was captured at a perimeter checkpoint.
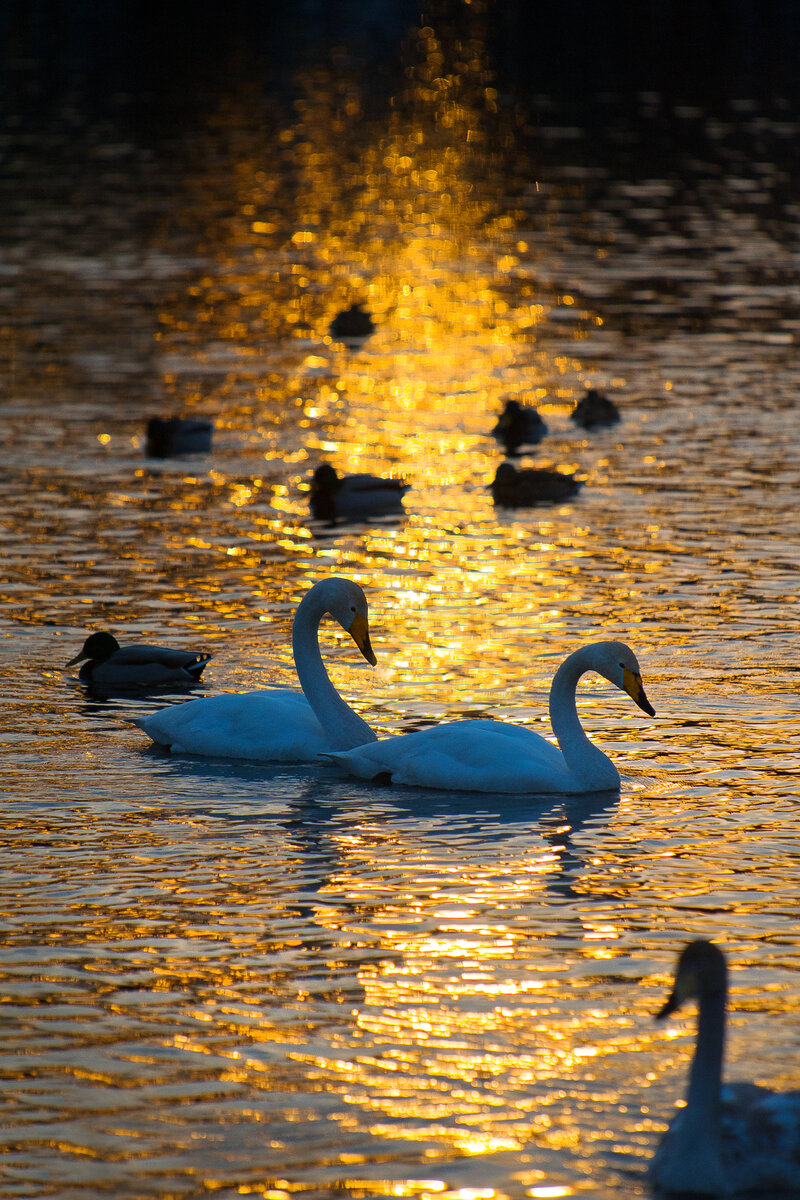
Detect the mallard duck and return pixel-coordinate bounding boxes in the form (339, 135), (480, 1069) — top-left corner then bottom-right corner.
(329, 303), (375, 339)
(146, 416), (213, 458)
(570, 388), (620, 429)
(492, 399), (548, 455)
(490, 462), (582, 506)
(649, 940), (800, 1195)
(325, 641), (654, 793)
(136, 577), (377, 761)
(66, 631), (211, 689)
(310, 463), (409, 522)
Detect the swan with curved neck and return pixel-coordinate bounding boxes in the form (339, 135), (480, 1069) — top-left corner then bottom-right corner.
(325, 641), (654, 793)
(650, 940), (800, 1195)
(136, 577), (377, 761)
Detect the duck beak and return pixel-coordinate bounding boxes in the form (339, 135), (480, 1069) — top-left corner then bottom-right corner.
(349, 612), (377, 666)
(624, 668), (655, 717)
(65, 651), (88, 667)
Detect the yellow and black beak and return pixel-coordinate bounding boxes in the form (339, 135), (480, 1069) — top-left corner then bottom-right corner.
(348, 612), (377, 666)
(655, 973), (694, 1021)
(655, 987), (680, 1021)
(623, 668), (655, 717)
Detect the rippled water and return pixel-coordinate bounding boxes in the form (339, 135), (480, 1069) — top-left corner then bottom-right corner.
(2, 19), (800, 1200)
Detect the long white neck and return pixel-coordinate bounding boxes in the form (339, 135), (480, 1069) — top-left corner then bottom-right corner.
(292, 589), (376, 750)
(686, 985), (725, 1126)
(662, 984), (726, 1191)
(548, 646), (620, 789)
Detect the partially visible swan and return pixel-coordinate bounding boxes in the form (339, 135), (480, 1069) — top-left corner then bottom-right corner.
(492, 399), (548, 455)
(146, 416), (213, 457)
(649, 940), (800, 1195)
(490, 462), (582, 506)
(136, 577), (377, 761)
(325, 641), (654, 793)
(571, 388), (620, 429)
(329, 303), (375, 339)
(67, 631), (211, 689)
(310, 463), (409, 522)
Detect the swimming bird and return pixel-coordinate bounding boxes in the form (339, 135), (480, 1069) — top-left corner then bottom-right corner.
(135, 577), (377, 761)
(649, 940), (800, 1195)
(492, 399), (548, 455)
(66, 631), (211, 690)
(329, 303), (375, 339)
(570, 388), (620, 429)
(490, 462), (582, 506)
(310, 463), (409, 522)
(325, 641), (654, 793)
(146, 416), (213, 457)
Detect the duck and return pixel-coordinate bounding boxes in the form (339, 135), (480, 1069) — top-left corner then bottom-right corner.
(146, 416), (213, 458)
(66, 631), (212, 690)
(492, 399), (548, 455)
(135, 577), (377, 761)
(570, 388), (620, 429)
(490, 462), (582, 506)
(310, 463), (409, 523)
(649, 940), (800, 1195)
(329, 303), (375, 339)
(324, 641), (654, 793)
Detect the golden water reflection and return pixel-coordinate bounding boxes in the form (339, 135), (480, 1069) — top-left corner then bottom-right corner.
(4, 9), (800, 1198)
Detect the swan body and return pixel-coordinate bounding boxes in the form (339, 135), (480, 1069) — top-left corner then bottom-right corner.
(146, 416), (213, 457)
(67, 631), (211, 689)
(325, 641), (654, 794)
(329, 303), (375, 339)
(492, 399), (548, 455)
(650, 940), (800, 1196)
(491, 462), (582, 506)
(310, 464), (409, 522)
(136, 577), (377, 761)
(571, 388), (620, 429)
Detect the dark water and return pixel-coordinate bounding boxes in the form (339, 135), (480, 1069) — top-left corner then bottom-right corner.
(2, 7), (800, 1198)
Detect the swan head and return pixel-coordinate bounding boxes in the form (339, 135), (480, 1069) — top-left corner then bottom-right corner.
(588, 641), (655, 716)
(66, 631), (121, 667)
(656, 940), (728, 1020)
(313, 577), (377, 666)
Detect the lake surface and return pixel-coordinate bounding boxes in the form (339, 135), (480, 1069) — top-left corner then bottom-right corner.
(2, 16), (800, 1199)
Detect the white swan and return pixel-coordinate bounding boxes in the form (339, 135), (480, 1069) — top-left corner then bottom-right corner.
(135, 577), (377, 762)
(650, 940), (800, 1195)
(325, 641), (654, 793)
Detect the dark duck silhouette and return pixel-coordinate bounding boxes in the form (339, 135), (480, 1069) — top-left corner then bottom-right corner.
(329, 304), (375, 340)
(146, 416), (213, 457)
(310, 463), (409, 522)
(66, 631), (212, 689)
(490, 462), (582, 507)
(492, 399), (548, 455)
(570, 388), (620, 429)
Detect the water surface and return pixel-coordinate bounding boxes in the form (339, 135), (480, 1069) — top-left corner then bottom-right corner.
(2, 21), (800, 1200)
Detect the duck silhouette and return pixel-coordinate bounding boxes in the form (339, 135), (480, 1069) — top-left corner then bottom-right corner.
(570, 388), (620, 429)
(146, 416), (213, 457)
(310, 464), (409, 522)
(329, 304), (375, 339)
(490, 462), (582, 506)
(492, 399), (548, 455)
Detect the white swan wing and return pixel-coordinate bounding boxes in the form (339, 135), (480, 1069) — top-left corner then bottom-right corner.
(327, 718), (574, 793)
(721, 1085), (800, 1192)
(136, 689), (334, 761)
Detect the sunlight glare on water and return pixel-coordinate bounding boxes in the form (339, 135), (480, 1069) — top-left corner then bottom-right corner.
(1, 10), (800, 1200)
